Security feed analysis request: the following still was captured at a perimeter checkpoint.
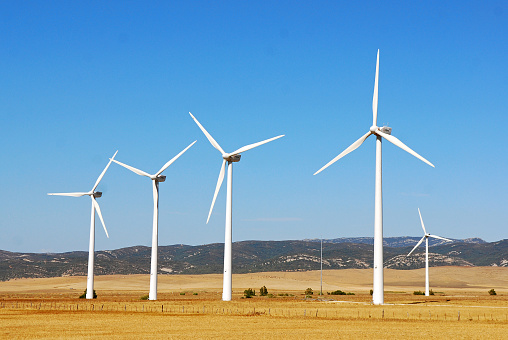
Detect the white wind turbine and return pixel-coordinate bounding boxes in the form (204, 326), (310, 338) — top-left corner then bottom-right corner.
(407, 208), (452, 296)
(313, 50), (435, 305)
(111, 141), (196, 301)
(189, 112), (284, 301)
(48, 150), (118, 299)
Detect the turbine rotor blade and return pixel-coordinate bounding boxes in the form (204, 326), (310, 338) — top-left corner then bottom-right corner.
(376, 130), (435, 168)
(111, 159), (152, 178)
(314, 131), (372, 175)
(92, 150), (118, 192)
(429, 235), (453, 242)
(207, 159), (226, 224)
(189, 112), (225, 155)
(418, 208), (427, 235)
(229, 135), (284, 156)
(155, 140), (197, 176)
(47, 192), (89, 197)
(372, 49), (379, 127)
(92, 196), (109, 238)
(407, 236), (425, 256)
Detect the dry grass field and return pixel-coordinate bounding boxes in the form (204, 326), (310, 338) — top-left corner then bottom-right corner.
(0, 267), (507, 339)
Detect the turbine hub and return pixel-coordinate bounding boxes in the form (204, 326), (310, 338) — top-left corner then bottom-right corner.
(223, 154), (241, 162)
(380, 126), (392, 135)
(370, 125), (378, 133)
(156, 175), (166, 182)
(93, 192), (102, 198)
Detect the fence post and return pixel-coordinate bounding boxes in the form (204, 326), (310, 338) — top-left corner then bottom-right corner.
(458, 311), (460, 321)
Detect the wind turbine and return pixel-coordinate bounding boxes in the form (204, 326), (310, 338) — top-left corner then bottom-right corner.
(313, 50), (435, 305)
(407, 208), (452, 296)
(189, 112), (284, 301)
(48, 150), (118, 299)
(110, 141), (196, 301)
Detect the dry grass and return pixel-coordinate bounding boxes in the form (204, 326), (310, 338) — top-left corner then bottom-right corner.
(0, 267), (507, 339)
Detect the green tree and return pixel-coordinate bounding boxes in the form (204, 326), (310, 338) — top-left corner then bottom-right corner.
(304, 288), (313, 295)
(244, 288), (256, 298)
(259, 286), (268, 296)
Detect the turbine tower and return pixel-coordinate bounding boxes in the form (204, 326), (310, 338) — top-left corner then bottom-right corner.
(313, 50), (435, 305)
(111, 141), (196, 301)
(407, 208), (452, 296)
(189, 112), (284, 301)
(48, 150), (118, 299)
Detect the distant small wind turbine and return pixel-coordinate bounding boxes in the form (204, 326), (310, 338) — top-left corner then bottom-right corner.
(313, 50), (434, 305)
(189, 112), (284, 301)
(111, 141), (196, 301)
(407, 208), (452, 296)
(48, 150), (118, 299)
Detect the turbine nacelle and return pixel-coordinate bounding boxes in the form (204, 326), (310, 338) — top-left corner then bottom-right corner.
(223, 154), (241, 162)
(155, 175), (166, 182)
(93, 192), (102, 198)
(379, 126), (392, 135)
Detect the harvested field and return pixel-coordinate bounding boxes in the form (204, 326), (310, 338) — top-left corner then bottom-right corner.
(0, 267), (507, 339)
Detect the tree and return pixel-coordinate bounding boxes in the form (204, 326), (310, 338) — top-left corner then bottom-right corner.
(304, 288), (313, 295)
(259, 286), (268, 296)
(244, 288), (256, 298)
(488, 289), (497, 296)
(79, 289), (97, 299)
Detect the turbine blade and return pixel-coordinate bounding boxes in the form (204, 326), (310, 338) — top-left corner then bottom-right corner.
(230, 135), (284, 156)
(189, 112), (225, 155)
(47, 192), (89, 197)
(314, 131), (372, 175)
(155, 140), (197, 176)
(376, 130), (435, 168)
(207, 159), (226, 224)
(429, 235), (453, 242)
(111, 159), (152, 178)
(372, 49), (379, 127)
(91, 150), (118, 192)
(418, 208), (427, 235)
(92, 196), (109, 238)
(407, 236), (425, 256)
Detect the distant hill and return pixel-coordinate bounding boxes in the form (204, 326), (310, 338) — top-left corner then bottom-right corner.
(0, 237), (506, 281)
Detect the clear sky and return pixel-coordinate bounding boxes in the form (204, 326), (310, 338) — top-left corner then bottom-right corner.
(1, 1), (506, 253)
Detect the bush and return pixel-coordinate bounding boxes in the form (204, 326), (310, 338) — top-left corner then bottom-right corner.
(180, 292), (186, 295)
(193, 292), (198, 295)
(329, 290), (346, 295)
(429, 289), (435, 296)
(79, 289), (97, 299)
(413, 290), (425, 295)
(369, 289), (373, 296)
(140, 295), (149, 300)
(304, 288), (313, 295)
(244, 288), (256, 298)
(260, 286), (268, 296)
(488, 289), (497, 296)
(346, 292), (355, 295)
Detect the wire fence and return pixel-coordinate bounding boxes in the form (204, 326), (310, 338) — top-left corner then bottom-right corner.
(1, 301), (507, 322)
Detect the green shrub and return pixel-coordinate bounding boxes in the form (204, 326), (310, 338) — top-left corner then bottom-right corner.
(259, 286), (268, 296)
(429, 289), (435, 296)
(79, 289), (97, 299)
(369, 289), (373, 296)
(244, 288), (256, 298)
(346, 292), (355, 295)
(488, 289), (497, 296)
(193, 292), (198, 295)
(180, 292), (186, 295)
(329, 290), (346, 295)
(413, 290), (425, 295)
(140, 295), (149, 300)
(267, 294), (275, 298)
(304, 288), (313, 295)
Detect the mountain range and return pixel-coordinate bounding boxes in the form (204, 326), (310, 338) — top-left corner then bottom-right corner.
(0, 237), (506, 281)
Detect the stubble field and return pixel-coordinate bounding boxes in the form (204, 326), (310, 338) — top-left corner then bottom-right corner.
(0, 267), (507, 339)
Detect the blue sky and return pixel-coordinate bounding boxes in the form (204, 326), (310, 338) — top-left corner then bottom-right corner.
(1, 1), (506, 253)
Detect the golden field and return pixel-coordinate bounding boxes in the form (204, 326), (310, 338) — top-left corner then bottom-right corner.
(0, 267), (507, 339)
